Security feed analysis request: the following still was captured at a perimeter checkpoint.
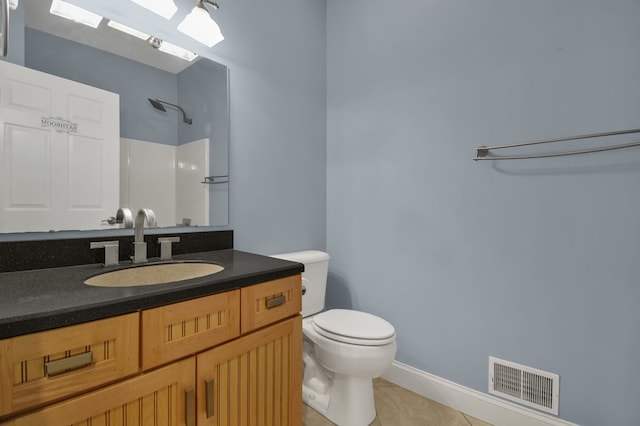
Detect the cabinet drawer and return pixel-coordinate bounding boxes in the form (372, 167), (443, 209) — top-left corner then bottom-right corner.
(4, 357), (196, 426)
(0, 313), (139, 417)
(240, 275), (302, 334)
(141, 290), (240, 370)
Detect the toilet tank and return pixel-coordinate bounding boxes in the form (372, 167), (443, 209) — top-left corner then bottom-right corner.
(270, 250), (330, 317)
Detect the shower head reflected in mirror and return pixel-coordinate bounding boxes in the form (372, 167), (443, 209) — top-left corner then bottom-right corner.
(147, 98), (192, 124)
(148, 98), (166, 111)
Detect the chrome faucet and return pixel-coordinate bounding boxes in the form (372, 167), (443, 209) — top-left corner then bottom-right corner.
(116, 207), (134, 228)
(101, 207), (133, 228)
(132, 208), (157, 263)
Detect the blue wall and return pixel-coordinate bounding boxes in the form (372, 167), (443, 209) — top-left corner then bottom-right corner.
(17, 25), (229, 231)
(211, 0), (327, 253)
(14, 0), (640, 424)
(67, 0), (327, 254)
(326, 1), (640, 425)
(25, 29), (229, 152)
(178, 60), (229, 224)
(1, 3), (24, 65)
(25, 28), (179, 146)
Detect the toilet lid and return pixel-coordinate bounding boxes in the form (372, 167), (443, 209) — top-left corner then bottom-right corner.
(312, 309), (395, 346)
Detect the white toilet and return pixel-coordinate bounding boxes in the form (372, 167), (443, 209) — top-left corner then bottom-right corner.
(271, 250), (397, 426)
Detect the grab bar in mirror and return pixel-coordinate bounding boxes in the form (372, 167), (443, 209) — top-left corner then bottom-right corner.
(1, 1), (21, 57)
(201, 175), (229, 184)
(1, 0), (8, 57)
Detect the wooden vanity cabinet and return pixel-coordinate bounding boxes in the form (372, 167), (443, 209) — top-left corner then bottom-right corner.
(240, 275), (302, 334)
(0, 274), (303, 426)
(197, 316), (302, 426)
(141, 290), (241, 371)
(4, 357), (196, 426)
(0, 313), (139, 418)
(197, 275), (302, 426)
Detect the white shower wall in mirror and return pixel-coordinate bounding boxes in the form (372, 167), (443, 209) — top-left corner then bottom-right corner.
(176, 139), (210, 227)
(120, 138), (209, 227)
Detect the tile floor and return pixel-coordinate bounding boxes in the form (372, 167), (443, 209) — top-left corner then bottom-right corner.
(303, 378), (493, 426)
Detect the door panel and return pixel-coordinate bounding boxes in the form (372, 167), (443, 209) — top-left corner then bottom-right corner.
(0, 60), (119, 232)
(4, 124), (50, 208)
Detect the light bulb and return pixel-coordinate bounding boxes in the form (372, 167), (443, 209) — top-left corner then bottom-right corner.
(178, 5), (224, 48)
(130, 0), (177, 20)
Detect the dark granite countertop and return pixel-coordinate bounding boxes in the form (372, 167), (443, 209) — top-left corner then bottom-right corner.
(0, 249), (304, 339)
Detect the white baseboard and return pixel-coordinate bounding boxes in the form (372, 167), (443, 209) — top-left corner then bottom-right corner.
(381, 361), (579, 426)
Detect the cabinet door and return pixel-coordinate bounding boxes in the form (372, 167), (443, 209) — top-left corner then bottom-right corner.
(5, 357), (196, 426)
(197, 316), (302, 426)
(0, 313), (139, 417)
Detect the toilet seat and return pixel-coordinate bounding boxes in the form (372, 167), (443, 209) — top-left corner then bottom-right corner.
(311, 309), (396, 346)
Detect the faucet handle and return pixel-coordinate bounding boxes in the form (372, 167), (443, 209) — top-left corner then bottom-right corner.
(158, 237), (180, 260)
(90, 241), (119, 266)
(116, 208), (133, 228)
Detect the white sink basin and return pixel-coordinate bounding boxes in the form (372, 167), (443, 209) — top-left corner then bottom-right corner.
(84, 262), (224, 287)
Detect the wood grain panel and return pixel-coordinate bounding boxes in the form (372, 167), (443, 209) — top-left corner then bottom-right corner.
(0, 313), (139, 417)
(240, 275), (302, 334)
(197, 315), (302, 426)
(141, 290), (240, 370)
(5, 358), (195, 426)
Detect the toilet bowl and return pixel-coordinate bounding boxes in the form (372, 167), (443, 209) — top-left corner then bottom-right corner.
(270, 251), (397, 426)
(303, 310), (397, 425)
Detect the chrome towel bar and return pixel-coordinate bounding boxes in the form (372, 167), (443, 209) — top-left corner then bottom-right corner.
(474, 128), (640, 161)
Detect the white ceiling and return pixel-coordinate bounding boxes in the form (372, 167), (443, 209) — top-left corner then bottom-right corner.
(25, 1), (198, 74)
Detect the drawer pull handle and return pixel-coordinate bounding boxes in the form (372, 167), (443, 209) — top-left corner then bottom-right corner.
(45, 351), (93, 377)
(185, 388), (195, 426)
(206, 379), (215, 418)
(266, 295), (286, 309)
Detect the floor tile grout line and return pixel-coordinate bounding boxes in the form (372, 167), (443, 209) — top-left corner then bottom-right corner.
(462, 412), (474, 426)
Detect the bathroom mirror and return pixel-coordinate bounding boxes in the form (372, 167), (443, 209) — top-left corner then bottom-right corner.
(0, 1), (229, 235)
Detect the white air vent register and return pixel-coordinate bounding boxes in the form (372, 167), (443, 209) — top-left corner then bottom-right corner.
(489, 356), (559, 416)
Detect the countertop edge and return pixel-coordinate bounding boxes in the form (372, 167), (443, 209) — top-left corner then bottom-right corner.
(0, 249), (304, 339)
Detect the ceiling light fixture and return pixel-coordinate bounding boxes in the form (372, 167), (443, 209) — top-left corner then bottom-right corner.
(159, 40), (199, 62)
(8, 0), (18, 10)
(107, 20), (150, 40)
(178, 0), (224, 48)
(49, 0), (103, 28)
(130, 0), (177, 20)
(109, 20), (198, 62)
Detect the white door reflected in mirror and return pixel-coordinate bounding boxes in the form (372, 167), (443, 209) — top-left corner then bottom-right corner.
(0, 60), (119, 233)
